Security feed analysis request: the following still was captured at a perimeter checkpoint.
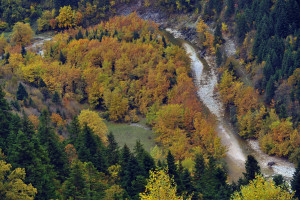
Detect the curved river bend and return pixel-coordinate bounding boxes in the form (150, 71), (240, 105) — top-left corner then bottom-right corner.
(33, 29), (296, 182)
(166, 28), (295, 182)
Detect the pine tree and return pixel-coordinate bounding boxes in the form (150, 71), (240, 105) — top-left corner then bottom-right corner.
(16, 83), (28, 100)
(106, 132), (119, 166)
(243, 155), (261, 183)
(68, 116), (81, 144)
(76, 124), (107, 173)
(193, 154), (205, 181)
(52, 91), (61, 105)
(213, 22), (223, 47)
(216, 46), (222, 67)
(213, 0), (223, 15)
(39, 78), (47, 88)
(63, 160), (87, 199)
(225, 0), (234, 18)
(162, 35), (167, 48)
(21, 46), (26, 57)
(182, 168), (194, 196)
(121, 154), (145, 199)
(38, 110), (69, 181)
(236, 12), (248, 42)
(76, 29), (83, 40)
(266, 76), (276, 103)
(292, 160), (300, 200)
(166, 151), (181, 189)
(7, 121), (57, 200)
(0, 86), (12, 151)
(59, 50), (66, 64)
(121, 144), (131, 168)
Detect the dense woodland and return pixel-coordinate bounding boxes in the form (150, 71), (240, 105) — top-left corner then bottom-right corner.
(0, 0), (300, 199)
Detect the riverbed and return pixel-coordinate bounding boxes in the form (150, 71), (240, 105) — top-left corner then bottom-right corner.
(165, 28), (296, 182)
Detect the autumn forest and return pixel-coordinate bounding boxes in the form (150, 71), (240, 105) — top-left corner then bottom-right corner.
(0, 0), (300, 199)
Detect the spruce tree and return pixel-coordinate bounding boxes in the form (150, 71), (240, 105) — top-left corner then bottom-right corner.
(193, 154), (205, 181)
(213, 22), (223, 47)
(121, 144), (131, 168)
(266, 76), (276, 103)
(292, 160), (300, 200)
(68, 116), (81, 145)
(225, 0), (234, 18)
(0, 86), (12, 150)
(236, 12), (248, 42)
(243, 155), (261, 183)
(39, 78), (47, 88)
(38, 110), (69, 181)
(16, 83), (28, 100)
(166, 151), (181, 189)
(21, 46), (26, 57)
(8, 116), (57, 200)
(106, 132), (120, 166)
(76, 124), (107, 173)
(52, 91), (61, 105)
(182, 168), (194, 196)
(59, 50), (66, 64)
(216, 46), (222, 67)
(63, 160), (87, 199)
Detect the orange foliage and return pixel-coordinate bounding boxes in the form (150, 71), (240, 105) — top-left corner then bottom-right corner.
(65, 144), (78, 163)
(28, 115), (39, 130)
(51, 113), (65, 127)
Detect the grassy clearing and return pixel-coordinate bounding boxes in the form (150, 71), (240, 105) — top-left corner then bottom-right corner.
(104, 119), (156, 152)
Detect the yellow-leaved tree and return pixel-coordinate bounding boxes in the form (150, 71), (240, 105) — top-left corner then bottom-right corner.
(0, 33), (8, 55)
(11, 22), (34, 46)
(231, 175), (294, 200)
(78, 109), (108, 144)
(56, 6), (74, 29)
(140, 169), (191, 200)
(0, 152), (37, 200)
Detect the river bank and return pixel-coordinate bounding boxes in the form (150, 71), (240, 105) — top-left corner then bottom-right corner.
(31, 6), (296, 182)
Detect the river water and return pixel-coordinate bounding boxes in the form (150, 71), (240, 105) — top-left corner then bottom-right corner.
(31, 29), (296, 183)
(165, 28), (296, 182)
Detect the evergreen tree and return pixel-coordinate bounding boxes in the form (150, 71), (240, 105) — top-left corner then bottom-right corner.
(236, 12), (248, 42)
(121, 154), (146, 199)
(63, 160), (87, 199)
(0, 86), (12, 151)
(182, 168), (194, 196)
(39, 78), (47, 88)
(76, 29), (83, 40)
(68, 116), (81, 144)
(225, 0), (234, 18)
(16, 83), (28, 100)
(38, 110), (69, 181)
(243, 155), (261, 183)
(52, 91), (61, 105)
(213, 22), (223, 47)
(21, 45), (26, 57)
(292, 160), (300, 200)
(193, 154), (205, 181)
(266, 76), (276, 103)
(59, 50), (66, 64)
(76, 124), (107, 173)
(213, 0), (223, 15)
(281, 48), (294, 78)
(106, 132), (119, 166)
(166, 151), (181, 190)
(121, 144), (131, 168)
(162, 35), (167, 48)
(216, 46), (222, 67)
(7, 116), (57, 200)
(133, 140), (155, 176)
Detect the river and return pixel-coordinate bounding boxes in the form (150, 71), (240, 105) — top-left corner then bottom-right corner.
(30, 28), (296, 183)
(165, 28), (296, 182)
